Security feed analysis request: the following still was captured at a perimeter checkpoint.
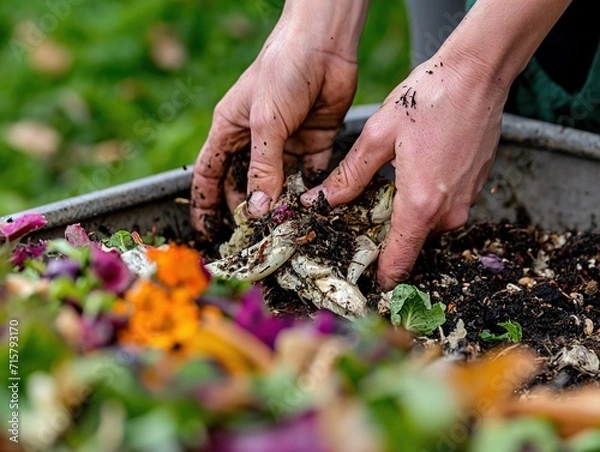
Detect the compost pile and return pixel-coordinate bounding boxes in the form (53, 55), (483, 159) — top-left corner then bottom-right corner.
(206, 173), (393, 319)
(208, 174), (600, 389)
(2, 209), (600, 451)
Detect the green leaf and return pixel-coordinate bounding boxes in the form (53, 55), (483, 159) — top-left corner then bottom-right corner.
(82, 290), (117, 317)
(569, 430), (600, 452)
(480, 320), (522, 343)
(389, 284), (446, 336)
(471, 418), (560, 452)
(205, 276), (252, 299)
(141, 232), (166, 247)
(47, 239), (88, 263)
(126, 408), (180, 451)
(0, 242), (15, 279)
(102, 230), (136, 253)
(499, 320), (522, 342)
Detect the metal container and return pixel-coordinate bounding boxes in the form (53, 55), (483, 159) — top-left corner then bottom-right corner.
(7, 105), (600, 241)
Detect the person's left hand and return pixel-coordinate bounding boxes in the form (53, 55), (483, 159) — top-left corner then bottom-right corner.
(301, 53), (509, 290)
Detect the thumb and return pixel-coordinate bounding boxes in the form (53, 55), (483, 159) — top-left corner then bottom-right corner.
(300, 127), (394, 207)
(377, 193), (431, 291)
(246, 109), (288, 218)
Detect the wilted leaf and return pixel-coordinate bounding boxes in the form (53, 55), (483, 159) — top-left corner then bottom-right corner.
(480, 320), (523, 343)
(0, 212), (47, 242)
(64, 224), (91, 248)
(389, 284), (446, 336)
(480, 253), (505, 274)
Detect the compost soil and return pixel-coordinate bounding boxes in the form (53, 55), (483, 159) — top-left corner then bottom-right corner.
(248, 198), (599, 390)
(204, 166), (600, 388)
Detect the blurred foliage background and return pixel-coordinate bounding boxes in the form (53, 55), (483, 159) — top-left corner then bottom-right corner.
(0, 0), (410, 216)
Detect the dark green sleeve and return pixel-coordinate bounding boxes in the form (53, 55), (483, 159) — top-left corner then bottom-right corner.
(465, 0), (600, 132)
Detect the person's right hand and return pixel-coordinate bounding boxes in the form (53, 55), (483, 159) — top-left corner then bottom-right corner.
(191, 5), (365, 239)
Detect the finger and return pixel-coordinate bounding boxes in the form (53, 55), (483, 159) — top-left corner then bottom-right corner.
(286, 126), (336, 185)
(224, 164), (247, 214)
(302, 148), (332, 175)
(283, 153), (298, 177)
(246, 107), (288, 218)
(300, 124), (394, 207)
(224, 145), (250, 214)
(377, 191), (432, 291)
(191, 111), (248, 237)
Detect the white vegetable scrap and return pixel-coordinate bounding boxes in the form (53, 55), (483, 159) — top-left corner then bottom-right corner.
(206, 173), (396, 318)
(347, 235), (379, 284)
(446, 319), (468, 350)
(551, 344), (599, 376)
(206, 221), (298, 282)
(121, 248), (156, 279)
(281, 254), (367, 319)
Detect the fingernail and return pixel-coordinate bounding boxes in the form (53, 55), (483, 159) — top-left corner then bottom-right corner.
(300, 185), (326, 206)
(247, 191), (271, 218)
(378, 274), (397, 292)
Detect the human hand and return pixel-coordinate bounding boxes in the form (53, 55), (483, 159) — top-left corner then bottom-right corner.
(301, 53), (509, 290)
(191, 0), (368, 239)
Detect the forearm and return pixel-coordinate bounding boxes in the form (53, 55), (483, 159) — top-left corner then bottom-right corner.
(276, 0), (370, 59)
(440, 0), (571, 91)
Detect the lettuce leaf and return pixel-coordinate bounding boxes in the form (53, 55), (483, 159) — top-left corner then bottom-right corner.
(102, 230), (136, 252)
(480, 320), (522, 343)
(389, 284), (446, 336)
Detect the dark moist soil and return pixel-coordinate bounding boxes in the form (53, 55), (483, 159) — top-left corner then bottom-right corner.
(212, 159), (599, 389)
(264, 218), (600, 389)
(408, 222), (600, 388)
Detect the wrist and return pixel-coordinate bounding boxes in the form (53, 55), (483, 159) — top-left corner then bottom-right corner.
(435, 0), (570, 93)
(277, 0), (369, 60)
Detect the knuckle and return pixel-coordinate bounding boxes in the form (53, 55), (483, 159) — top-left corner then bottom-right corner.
(248, 114), (268, 135)
(330, 158), (361, 190)
(212, 101), (236, 132)
(361, 120), (389, 148)
(404, 189), (446, 225)
(212, 100), (228, 121)
(361, 113), (394, 148)
(249, 108), (283, 137)
(441, 208), (470, 232)
(248, 158), (274, 178)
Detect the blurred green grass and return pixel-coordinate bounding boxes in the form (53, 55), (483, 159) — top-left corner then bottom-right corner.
(0, 0), (410, 215)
